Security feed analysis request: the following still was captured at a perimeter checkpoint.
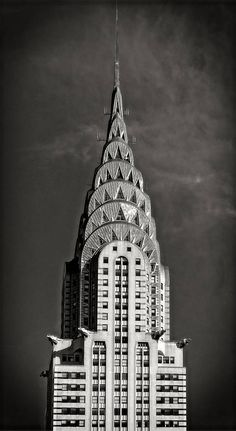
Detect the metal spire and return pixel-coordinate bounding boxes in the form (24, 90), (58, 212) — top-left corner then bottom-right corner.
(114, 0), (120, 87)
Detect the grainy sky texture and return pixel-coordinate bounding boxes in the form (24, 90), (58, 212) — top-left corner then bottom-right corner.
(1, 1), (236, 429)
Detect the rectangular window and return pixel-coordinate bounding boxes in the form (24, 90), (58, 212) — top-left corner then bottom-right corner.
(102, 324), (108, 331)
(78, 372), (86, 379)
(103, 279), (108, 286)
(103, 290), (108, 297)
(113, 246), (117, 251)
(135, 269), (141, 276)
(103, 257), (108, 263)
(102, 313), (108, 320)
(103, 268), (108, 275)
(102, 302), (108, 309)
(127, 247), (131, 252)
(135, 258), (141, 265)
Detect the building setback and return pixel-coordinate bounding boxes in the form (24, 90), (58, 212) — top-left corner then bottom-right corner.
(45, 15), (189, 431)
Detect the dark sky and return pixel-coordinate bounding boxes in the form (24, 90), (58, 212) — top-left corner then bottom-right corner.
(1, 1), (236, 430)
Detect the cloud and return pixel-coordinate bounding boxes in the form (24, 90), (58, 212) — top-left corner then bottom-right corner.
(21, 124), (99, 163)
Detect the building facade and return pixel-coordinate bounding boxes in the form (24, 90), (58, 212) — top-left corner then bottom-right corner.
(45, 38), (188, 431)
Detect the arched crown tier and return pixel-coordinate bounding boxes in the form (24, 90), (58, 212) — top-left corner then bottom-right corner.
(108, 113), (128, 143)
(111, 85), (123, 117)
(84, 201), (155, 240)
(79, 222), (160, 270)
(94, 160), (144, 191)
(87, 181), (151, 217)
(102, 140), (134, 165)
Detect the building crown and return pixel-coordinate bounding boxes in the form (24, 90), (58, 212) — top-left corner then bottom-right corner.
(75, 7), (160, 273)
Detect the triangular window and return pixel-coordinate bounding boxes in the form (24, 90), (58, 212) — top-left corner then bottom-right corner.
(116, 167), (123, 180)
(106, 170), (112, 181)
(145, 225), (149, 234)
(130, 191), (137, 204)
(134, 212), (139, 226)
(95, 199), (100, 209)
(128, 171), (133, 183)
(98, 235), (106, 245)
(140, 201), (145, 212)
(124, 231), (130, 242)
(136, 179), (141, 189)
(104, 190), (111, 202)
(146, 250), (153, 258)
(116, 187), (125, 200)
(102, 211), (109, 223)
(126, 153), (130, 163)
(136, 239), (143, 248)
(115, 147), (122, 160)
(112, 230), (118, 240)
(116, 207), (126, 221)
(107, 152), (112, 161)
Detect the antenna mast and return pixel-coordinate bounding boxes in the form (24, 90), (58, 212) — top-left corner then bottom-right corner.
(114, 0), (120, 86)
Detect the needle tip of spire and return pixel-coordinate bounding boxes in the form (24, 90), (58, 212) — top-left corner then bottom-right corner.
(114, 0), (120, 87)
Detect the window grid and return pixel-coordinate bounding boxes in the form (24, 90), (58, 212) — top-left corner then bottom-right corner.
(135, 342), (150, 429)
(92, 341), (106, 429)
(113, 256), (129, 430)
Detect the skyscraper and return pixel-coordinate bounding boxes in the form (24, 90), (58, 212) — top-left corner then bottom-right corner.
(45, 8), (188, 431)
